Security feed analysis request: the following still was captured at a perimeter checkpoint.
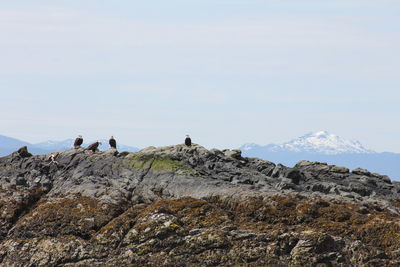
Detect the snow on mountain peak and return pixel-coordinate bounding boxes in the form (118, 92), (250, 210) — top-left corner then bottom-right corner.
(315, 130), (328, 136)
(272, 131), (375, 155)
(241, 143), (259, 151)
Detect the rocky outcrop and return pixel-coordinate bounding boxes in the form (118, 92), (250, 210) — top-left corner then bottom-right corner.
(0, 144), (399, 266)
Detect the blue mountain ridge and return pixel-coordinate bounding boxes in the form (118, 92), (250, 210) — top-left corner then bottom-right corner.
(1, 133), (399, 181)
(0, 135), (139, 156)
(0, 135), (49, 156)
(240, 148), (400, 181)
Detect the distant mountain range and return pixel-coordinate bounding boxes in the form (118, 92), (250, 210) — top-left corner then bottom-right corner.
(240, 131), (400, 181)
(1, 132), (399, 181)
(242, 131), (375, 155)
(34, 139), (140, 153)
(0, 135), (139, 156)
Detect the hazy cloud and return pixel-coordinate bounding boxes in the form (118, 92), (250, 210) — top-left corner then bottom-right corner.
(1, 1), (399, 151)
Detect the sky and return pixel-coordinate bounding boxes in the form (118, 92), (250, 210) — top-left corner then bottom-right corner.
(1, 0), (400, 151)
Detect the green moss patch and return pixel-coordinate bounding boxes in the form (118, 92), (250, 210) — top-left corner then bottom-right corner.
(151, 158), (194, 174)
(0, 164), (12, 173)
(330, 166), (350, 173)
(123, 154), (154, 171)
(123, 154), (196, 175)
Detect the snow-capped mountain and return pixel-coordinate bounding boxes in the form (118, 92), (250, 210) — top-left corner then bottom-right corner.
(240, 131), (400, 181)
(275, 131), (374, 155)
(242, 131), (375, 155)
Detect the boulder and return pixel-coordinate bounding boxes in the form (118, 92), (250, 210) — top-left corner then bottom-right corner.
(223, 149), (242, 159)
(330, 166), (350, 174)
(16, 146), (33, 158)
(352, 168), (371, 176)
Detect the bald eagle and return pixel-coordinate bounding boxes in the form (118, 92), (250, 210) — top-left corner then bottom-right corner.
(86, 141), (102, 152)
(185, 135), (192, 146)
(74, 135), (83, 148)
(109, 136), (117, 149)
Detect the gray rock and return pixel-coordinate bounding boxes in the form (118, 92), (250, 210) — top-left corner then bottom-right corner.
(0, 145), (399, 205)
(330, 166), (350, 174)
(0, 144), (399, 266)
(352, 168), (371, 176)
(223, 149), (242, 160)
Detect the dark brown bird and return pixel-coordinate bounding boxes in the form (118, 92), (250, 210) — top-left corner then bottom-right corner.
(74, 135), (83, 148)
(185, 135), (192, 146)
(17, 146), (32, 158)
(109, 136), (117, 149)
(86, 141), (102, 152)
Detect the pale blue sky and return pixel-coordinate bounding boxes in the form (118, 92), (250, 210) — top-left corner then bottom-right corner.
(1, 1), (399, 151)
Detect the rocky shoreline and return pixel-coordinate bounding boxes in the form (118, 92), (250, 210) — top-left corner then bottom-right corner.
(0, 144), (399, 266)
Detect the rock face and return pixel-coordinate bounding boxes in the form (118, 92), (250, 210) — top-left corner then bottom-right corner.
(0, 144), (399, 266)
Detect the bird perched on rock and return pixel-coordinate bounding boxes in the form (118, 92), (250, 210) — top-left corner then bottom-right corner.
(185, 135), (192, 146)
(109, 136), (117, 149)
(74, 135), (83, 148)
(86, 141), (102, 152)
